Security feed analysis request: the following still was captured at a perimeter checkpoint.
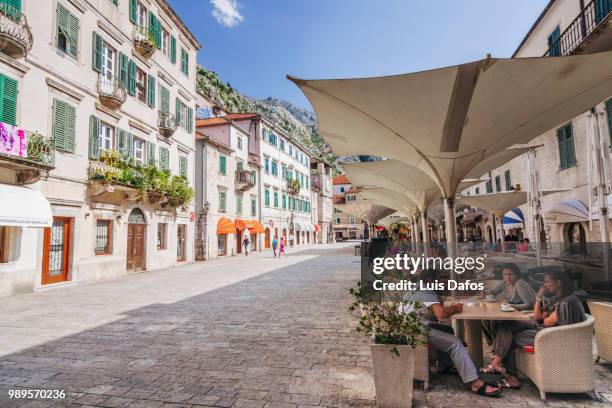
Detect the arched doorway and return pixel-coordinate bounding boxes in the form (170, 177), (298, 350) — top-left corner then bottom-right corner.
(264, 228), (271, 249)
(487, 225), (493, 243)
(566, 222), (586, 254)
(476, 226), (482, 239)
(236, 228), (242, 254)
(127, 208), (146, 272)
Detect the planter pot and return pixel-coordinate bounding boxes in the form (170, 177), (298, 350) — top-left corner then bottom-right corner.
(370, 344), (415, 408)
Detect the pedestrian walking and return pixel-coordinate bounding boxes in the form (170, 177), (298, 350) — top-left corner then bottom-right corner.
(289, 233), (294, 247)
(242, 235), (250, 256)
(272, 236), (278, 257)
(279, 238), (286, 257)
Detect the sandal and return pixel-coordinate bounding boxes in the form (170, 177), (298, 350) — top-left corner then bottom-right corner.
(471, 381), (502, 398)
(479, 364), (506, 375)
(497, 377), (521, 390)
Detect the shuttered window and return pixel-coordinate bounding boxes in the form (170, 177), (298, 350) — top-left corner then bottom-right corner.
(236, 194), (243, 215)
(129, 0), (137, 23)
(251, 197), (256, 216)
(57, 3), (79, 58)
(606, 99), (612, 145)
(504, 170), (512, 191)
(485, 180), (492, 194)
(494, 175), (501, 192)
(179, 156), (187, 178)
(160, 85), (170, 113)
(180, 48), (188, 76)
(547, 26), (561, 57)
(127, 60), (137, 96)
(557, 123), (576, 169)
(0, 73), (17, 126)
(92, 32), (102, 72)
(0, 0), (21, 20)
(187, 106), (193, 132)
(170, 35), (177, 64)
(219, 155), (226, 175)
(119, 52), (128, 86)
(147, 142), (156, 165)
(88, 115), (100, 159)
(117, 129), (133, 158)
(219, 190), (226, 212)
(52, 99), (76, 153)
(147, 75), (156, 107)
(264, 189), (270, 207)
(159, 146), (169, 171)
(148, 11), (161, 49)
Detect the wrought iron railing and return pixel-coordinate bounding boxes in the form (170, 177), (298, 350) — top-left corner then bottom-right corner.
(0, 127), (55, 167)
(132, 25), (156, 47)
(158, 111), (177, 132)
(544, 0), (612, 56)
(97, 75), (127, 103)
(0, 3), (33, 54)
(235, 170), (256, 187)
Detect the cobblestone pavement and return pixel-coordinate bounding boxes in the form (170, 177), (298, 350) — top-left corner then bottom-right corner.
(0, 243), (611, 407)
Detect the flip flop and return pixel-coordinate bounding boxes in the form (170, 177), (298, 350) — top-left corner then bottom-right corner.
(479, 372), (504, 386)
(479, 364), (506, 375)
(497, 378), (521, 390)
(472, 382), (502, 398)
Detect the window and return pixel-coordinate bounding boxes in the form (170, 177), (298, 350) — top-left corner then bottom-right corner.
(236, 194), (243, 215)
(157, 223), (167, 250)
(495, 175), (501, 192)
(475, 187), (480, 195)
(280, 139), (285, 150)
(347, 195), (356, 202)
(181, 48), (189, 75)
(99, 122), (113, 152)
(217, 234), (227, 256)
(136, 67), (147, 103)
(349, 217), (356, 224)
(282, 193), (287, 209)
(281, 164), (287, 180)
(289, 145), (293, 156)
(336, 217), (341, 224)
(0, 73), (17, 126)
(268, 130), (277, 146)
(179, 156), (188, 178)
(557, 123), (576, 169)
(0, 227), (8, 263)
(159, 146), (169, 171)
(264, 188), (270, 207)
(547, 26), (561, 57)
(219, 190), (227, 212)
(251, 196), (256, 216)
(340, 187), (345, 193)
(264, 156), (270, 174)
(485, 180), (492, 194)
(95, 220), (112, 255)
(53, 99), (76, 153)
(305, 176), (309, 189)
(137, 1), (147, 26)
(237, 136), (243, 150)
(504, 170), (512, 191)
(161, 27), (170, 56)
(273, 190), (279, 208)
(56, 3), (79, 58)
(133, 137), (144, 164)
(219, 155), (227, 175)
(100, 41), (116, 81)
(271, 160), (278, 176)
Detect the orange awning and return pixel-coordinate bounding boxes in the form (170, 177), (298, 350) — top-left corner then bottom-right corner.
(217, 217), (235, 234)
(235, 219), (248, 230)
(314, 224), (321, 232)
(250, 221), (265, 233)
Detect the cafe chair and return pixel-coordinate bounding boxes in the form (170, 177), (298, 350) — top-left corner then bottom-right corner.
(515, 314), (600, 402)
(587, 301), (612, 364)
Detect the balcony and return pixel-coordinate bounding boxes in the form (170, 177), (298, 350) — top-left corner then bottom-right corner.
(544, 0), (612, 56)
(0, 127), (55, 184)
(0, 4), (32, 59)
(97, 75), (127, 111)
(132, 25), (156, 59)
(235, 170), (256, 191)
(158, 111), (177, 137)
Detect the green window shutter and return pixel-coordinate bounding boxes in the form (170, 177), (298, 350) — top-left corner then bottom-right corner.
(219, 155), (226, 174)
(251, 198), (256, 216)
(565, 124), (576, 168)
(88, 115), (100, 159)
(274, 191), (278, 208)
(148, 12), (161, 49)
(129, 0), (137, 23)
(112, 0), (118, 5)
(181, 49), (188, 75)
(606, 99), (612, 145)
(147, 142), (156, 165)
(92, 31), (102, 72)
(557, 127), (568, 169)
(119, 52), (128, 86)
(219, 191), (226, 211)
(236, 194), (242, 214)
(52, 99), (75, 153)
(1, 0), (21, 19)
(57, 4), (78, 58)
(160, 85), (169, 113)
(170, 35), (176, 63)
(179, 156), (187, 177)
(147, 75), (156, 108)
(117, 129), (126, 157)
(159, 146), (169, 171)
(265, 189), (270, 206)
(0, 74), (18, 126)
(128, 60), (137, 96)
(126, 132), (134, 158)
(282, 194), (286, 209)
(175, 97), (181, 126)
(187, 106), (193, 132)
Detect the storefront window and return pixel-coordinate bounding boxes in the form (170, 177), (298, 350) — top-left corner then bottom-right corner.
(95, 220), (112, 255)
(218, 234), (227, 256)
(157, 223), (167, 250)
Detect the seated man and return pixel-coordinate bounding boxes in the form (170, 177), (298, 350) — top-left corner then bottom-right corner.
(481, 269), (586, 388)
(403, 269), (502, 397)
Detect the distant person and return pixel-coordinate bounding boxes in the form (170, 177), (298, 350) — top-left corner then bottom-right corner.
(279, 237), (286, 257)
(289, 233), (295, 247)
(504, 230), (518, 242)
(242, 235), (250, 256)
(518, 238), (529, 253)
(272, 236), (278, 257)
(494, 239), (502, 252)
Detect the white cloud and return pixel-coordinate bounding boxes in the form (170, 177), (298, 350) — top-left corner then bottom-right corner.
(210, 0), (244, 27)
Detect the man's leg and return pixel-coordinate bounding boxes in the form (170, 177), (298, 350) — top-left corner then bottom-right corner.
(492, 320), (536, 362)
(428, 328), (478, 384)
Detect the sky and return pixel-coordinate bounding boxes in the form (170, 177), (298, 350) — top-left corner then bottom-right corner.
(167, 0), (550, 110)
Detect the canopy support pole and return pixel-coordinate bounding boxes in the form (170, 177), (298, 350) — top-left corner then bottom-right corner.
(496, 214), (505, 253)
(421, 210), (429, 255)
(444, 198), (458, 265)
(592, 110), (610, 277)
(528, 149), (543, 266)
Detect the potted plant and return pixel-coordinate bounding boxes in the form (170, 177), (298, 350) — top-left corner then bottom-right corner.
(349, 282), (427, 408)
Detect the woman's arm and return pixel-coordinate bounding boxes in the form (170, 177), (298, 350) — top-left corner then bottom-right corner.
(513, 280), (536, 310)
(486, 281), (504, 296)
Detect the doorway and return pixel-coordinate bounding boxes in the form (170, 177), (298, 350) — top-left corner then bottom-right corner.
(177, 224), (186, 262)
(236, 229), (242, 254)
(42, 217), (72, 285)
(127, 208), (146, 272)
(264, 228), (270, 248)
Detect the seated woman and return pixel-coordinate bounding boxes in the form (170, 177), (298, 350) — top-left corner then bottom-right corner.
(482, 263), (536, 347)
(481, 269), (586, 389)
(517, 239), (530, 253)
(404, 269), (502, 398)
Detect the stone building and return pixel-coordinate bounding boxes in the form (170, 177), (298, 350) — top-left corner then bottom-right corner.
(0, 0), (200, 297)
(332, 175), (366, 241)
(310, 157), (334, 243)
(459, 0), (612, 248)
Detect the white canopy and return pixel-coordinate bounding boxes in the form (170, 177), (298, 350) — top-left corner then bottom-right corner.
(335, 200), (396, 223)
(544, 199), (590, 223)
(358, 187), (416, 215)
(0, 184), (52, 227)
(290, 51), (612, 197)
(457, 189), (567, 216)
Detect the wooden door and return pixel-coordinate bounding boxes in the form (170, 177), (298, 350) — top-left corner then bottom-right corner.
(236, 229), (242, 254)
(264, 228), (270, 248)
(250, 232), (257, 251)
(42, 217), (71, 285)
(177, 224), (186, 261)
(127, 223), (146, 272)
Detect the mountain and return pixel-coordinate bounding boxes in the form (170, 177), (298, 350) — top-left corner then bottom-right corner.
(196, 66), (335, 165)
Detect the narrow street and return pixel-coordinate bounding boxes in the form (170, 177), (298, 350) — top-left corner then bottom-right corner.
(0, 243), (376, 407)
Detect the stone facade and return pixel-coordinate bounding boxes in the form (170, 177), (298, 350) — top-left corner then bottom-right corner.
(0, 0), (200, 297)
